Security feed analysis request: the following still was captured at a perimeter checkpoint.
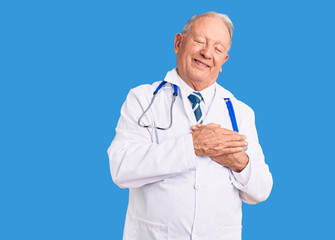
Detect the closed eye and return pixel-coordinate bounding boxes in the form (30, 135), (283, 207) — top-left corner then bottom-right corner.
(194, 40), (205, 44)
(215, 48), (223, 53)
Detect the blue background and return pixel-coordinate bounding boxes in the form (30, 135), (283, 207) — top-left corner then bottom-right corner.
(1, 0), (334, 239)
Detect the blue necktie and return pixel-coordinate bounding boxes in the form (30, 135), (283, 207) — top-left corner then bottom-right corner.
(188, 92), (203, 124)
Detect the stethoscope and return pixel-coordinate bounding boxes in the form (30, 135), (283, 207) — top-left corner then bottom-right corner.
(138, 81), (239, 132)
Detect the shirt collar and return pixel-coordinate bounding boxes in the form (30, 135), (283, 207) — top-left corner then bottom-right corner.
(175, 69), (216, 104)
(199, 82), (216, 104)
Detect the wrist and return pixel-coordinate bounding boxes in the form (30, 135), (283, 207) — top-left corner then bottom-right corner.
(232, 154), (249, 172)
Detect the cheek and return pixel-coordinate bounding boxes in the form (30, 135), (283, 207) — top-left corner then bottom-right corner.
(187, 44), (202, 55)
(215, 56), (227, 67)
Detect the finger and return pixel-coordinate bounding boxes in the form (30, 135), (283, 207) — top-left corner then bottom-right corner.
(191, 125), (197, 131)
(214, 147), (245, 155)
(196, 123), (203, 128)
(206, 123), (221, 128)
(224, 141), (248, 148)
(218, 128), (240, 134)
(223, 134), (247, 142)
(212, 142), (247, 153)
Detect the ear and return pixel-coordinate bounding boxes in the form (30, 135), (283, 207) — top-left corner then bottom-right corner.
(174, 33), (183, 54)
(220, 54), (229, 72)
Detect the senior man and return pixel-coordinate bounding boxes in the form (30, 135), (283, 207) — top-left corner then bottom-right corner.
(108, 11), (273, 240)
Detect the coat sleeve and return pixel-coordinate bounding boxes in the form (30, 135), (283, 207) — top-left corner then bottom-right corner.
(107, 87), (197, 189)
(229, 103), (273, 204)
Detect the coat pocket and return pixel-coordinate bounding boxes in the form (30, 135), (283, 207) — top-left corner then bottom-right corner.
(126, 215), (168, 240)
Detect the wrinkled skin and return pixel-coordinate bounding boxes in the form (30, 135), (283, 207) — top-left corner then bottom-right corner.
(174, 16), (230, 91)
(191, 123), (249, 172)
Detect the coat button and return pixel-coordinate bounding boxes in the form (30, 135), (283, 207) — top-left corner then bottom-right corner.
(194, 184), (200, 190)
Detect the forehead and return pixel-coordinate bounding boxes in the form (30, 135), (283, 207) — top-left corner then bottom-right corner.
(188, 16), (230, 45)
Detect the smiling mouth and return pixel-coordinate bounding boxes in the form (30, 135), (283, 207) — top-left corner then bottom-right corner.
(194, 59), (210, 68)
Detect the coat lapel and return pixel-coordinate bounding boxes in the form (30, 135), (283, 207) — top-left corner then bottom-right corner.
(204, 83), (235, 130)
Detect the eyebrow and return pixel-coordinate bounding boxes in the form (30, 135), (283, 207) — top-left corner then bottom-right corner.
(193, 34), (205, 39)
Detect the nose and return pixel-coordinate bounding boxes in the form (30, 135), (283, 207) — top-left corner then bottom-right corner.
(200, 45), (212, 59)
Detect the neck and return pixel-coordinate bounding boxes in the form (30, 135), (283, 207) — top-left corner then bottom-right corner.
(185, 81), (214, 91)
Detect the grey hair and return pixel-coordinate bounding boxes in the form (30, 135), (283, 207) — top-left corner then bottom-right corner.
(181, 11), (234, 52)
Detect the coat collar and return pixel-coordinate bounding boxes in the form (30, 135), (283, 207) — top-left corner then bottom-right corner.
(163, 68), (181, 87)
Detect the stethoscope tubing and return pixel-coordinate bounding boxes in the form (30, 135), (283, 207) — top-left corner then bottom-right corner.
(224, 98), (239, 132)
(138, 81), (178, 130)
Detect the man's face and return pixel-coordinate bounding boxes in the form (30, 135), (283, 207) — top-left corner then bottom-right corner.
(175, 16), (230, 89)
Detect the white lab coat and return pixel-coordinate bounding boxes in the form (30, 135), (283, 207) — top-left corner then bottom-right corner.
(108, 69), (273, 240)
